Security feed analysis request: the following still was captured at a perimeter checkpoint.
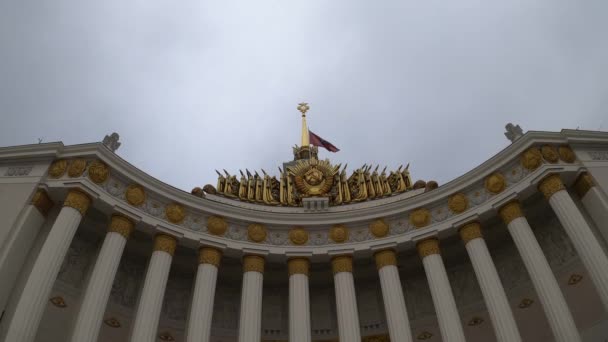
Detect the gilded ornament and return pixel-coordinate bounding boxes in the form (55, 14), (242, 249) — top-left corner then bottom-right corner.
(416, 238), (440, 258)
(154, 234), (177, 256)
(558, 145), (576, 163)
(362, 334), (390, 342)
(289, 159), (338, 196)
(448, 193), (468, 214)
(538, 174), (565, 200)
(289, 227), (309, 245)
(48, 159), (67, 178)
(568, 274), (583, 285)
(199, 247), (222, 267)
(369, 219), (389, 238)
(331, 255), (353, 274)
(459, 222), (482, 244)
(498, 201), (523, 225)
(468, 317), (484, 326)
(104, 317), (121, 328)
(409, 208), (431, 228)
(49, 296), (67, 308)
(288, 258), (310, 276)
(158, 332), (175, 342)
(518, 298), (533, 309)
(243, 255), (265, 273)
(540, 145), (559, 163)
(63, 189), (91, 216)
(88, 159), (110, 184)
(247, 223), (267, 242)
(417, 331), (433, 340)
(329, 224), (349, 243)
(125, 184), (146, 206)
(165, 203), (186, 224)
(109, 214), (134, 239)
(574, 173), (594, 198)
(520, 147), (543, 170)
(374, 249), (397, 270)
(67, 159), (87, 177)
(207, 216), (228, 236)
(31, 189), (54, 216)
(484, 173), (506, 194)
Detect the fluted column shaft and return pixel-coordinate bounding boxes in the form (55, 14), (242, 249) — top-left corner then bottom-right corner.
(459, 222), (522, 342)
(70, 215), (134, 342)
(288, 258), (311, 342)
(417, 239), (466, 342)
(540, 174), (608, 312)
(186, 247), (222, 342)
(3, 190), (90, 342)
(332, 255), (361, 341)
(499, 201), (581, 342)
(575, 173), (608, 243)
(374, 250), (413, 342)
(238, 255), (265, 342)
(130, 234), (177, 342)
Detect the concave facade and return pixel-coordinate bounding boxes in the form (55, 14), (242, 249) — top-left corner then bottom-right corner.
(1, 128), (608, 342)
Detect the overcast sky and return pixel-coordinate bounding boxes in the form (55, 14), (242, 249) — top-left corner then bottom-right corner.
(1, 1), (607, 191)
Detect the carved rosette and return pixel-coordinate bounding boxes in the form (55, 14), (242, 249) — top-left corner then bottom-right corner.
(199, 247), (222, 267)
(331, 255), (353, 275)
(574, 173), (594, 198)
(31, 189), (54, 216)
(243, 255), (265, 273)
(484, 173), (506, 194)
(165, 203), (186, 224)
(154, 234), (177, 256)
(67, 159), (87, 178)
(88, 160), (110, 184)
(125, 184), (146, 206)
(48, 159), (68, 178)
(538, 174), (565, 200)
(459, 222), (482, 244)
(63, 189), (91, 216)
(541, 145), (559, 163)
(207, 216), (228, 236)
(559, 146), (576, 163)
(498, 201), (523, 225)
(247, 223), (267, 242)
(288, 258), (310, 276)
(448, 193), (468, 214)
(369, 219), (389, 238)
(109, 214), (135, 239)
(520, 147), (543, 170)
(416, 238), (440, 258)
(409, 208), (431, 228)
(374, 249), (397, 270)
(329, 224), (349, 243)
(289, 227), (309, 245)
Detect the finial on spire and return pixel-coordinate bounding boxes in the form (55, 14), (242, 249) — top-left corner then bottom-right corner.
(298, 103), (310, 146)
(297, 103), (310, 117)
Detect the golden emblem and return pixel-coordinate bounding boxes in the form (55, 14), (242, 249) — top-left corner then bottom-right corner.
(369, 219), (389, 237)
(484, 172), (506, 194)
(50, 296), (67, 308)
(165, 203), (186, 224)
(67, 159), (87, 177)
(290, 159), (339, 196)
(48, 159), (67, 178)
(125, 184), (146, 206)
(448, 193), (468, 214)
(289, 227), (309, 245)
(207, 216), (228, 236)
(409, 208), (431, 228)
(541, 145), (559, 163)
(329, 224), (349, 243)
(520, 147), (543, 170)
(247, 223), (267, 242)
(88, 160), (109, 184)
(558, 145), (576, 163)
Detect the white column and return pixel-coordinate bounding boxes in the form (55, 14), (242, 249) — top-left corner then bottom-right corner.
(331, 255), (361, 341)
(238, 255), (265, 342)
(186, 247), (222, 342)
(540, 174), (608, 312)
(70, 215), (134, 342)
(417, 239), (466, 342)
(3, 189), (91, 342)
(459, 222), (522, 342)
(0, 189), (52, 314)
(499, 201), (581, 342)
(288, 258), (311, 342)
(130, 234), (177, 342)
(374, 250), (413, 342)
(575, 173), (608, 243)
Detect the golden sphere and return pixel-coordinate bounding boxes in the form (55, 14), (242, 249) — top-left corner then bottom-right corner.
(125, 184), (146, 206)
(541, 145), (559, 163)
(484, 173), (506, 194)
(448, 193), (468, 214)
(88, 160), (110, 184)
(409, 208), (431, 228)
(247, 223), (267, 242)
(521, 147), (543, 170)
(165, 203), (186, 224)
(558, 145), (576, 163)
(289, 227), (309, 245)
(67, 159), (87, 178)
(207, 216), (228, 236)
(330, 224), (349, 243)
(48, 159), (67, 178)
(369, 219), (389, 238)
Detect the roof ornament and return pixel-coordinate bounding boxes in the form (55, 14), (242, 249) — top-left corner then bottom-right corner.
(504, 123), (524, 143)
(298, 103), (310, 147)
(102, 132), (121, 152)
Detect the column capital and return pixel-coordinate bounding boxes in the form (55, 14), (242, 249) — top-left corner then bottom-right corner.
(199, 247), (222, 267)
(574, 173), (595, 198)
(63, 189), (91, 216)
(288, 257), (310, 276)
(331, 255), (353, 275)
(538, 174), (566, 200)
(416, 238), (440, 258)
(499, 201), (524, 225)
(31, 189), (54, 216)
(109, 214), (134, 239)
(153, 234), (177, 256)
(459, 222), (482, 244)
(243, 255), (265, 274)
(374, 249), (397, 270)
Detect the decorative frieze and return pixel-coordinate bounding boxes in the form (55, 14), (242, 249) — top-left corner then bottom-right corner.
(588, 151), (608, 160)
(4, 166), (33, 176)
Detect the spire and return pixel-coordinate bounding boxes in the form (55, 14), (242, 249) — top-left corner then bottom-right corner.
(297, 102), (310, 147)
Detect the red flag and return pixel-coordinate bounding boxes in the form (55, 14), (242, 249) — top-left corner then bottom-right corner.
(309, 130), (340, 152)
